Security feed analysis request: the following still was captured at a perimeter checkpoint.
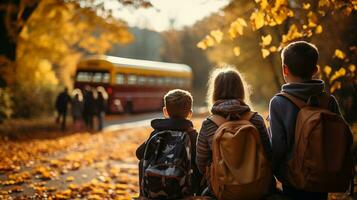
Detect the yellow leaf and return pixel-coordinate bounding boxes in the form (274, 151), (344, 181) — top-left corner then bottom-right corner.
(210, 30), (223, 44)
(303, 3), (311, 9)
(261, 34), (272, 46)
(250, 10), (265, 30)
(205, 35), (215, 47)
(329, 67), (346, 83)
(330, 81), (341, 93)
(66, 176), (74, 182)
(349, 64), (356, 72)
(315, 25), (323, 34)
(308, 11), (318, 27)
(229, 18), (247, 38)
(334, 49), (346, 59)
(269, 46), (277, 52)
(237, 18), (248, 27)
(233, 47), (241, 56)
(260, 0), (269, 9)
(282, 24), (303, 44)
(197, 41), (207, 50)
(323, 65), (332, 77)
(318, 0), (330, 7)
(261, 49), (270, 58)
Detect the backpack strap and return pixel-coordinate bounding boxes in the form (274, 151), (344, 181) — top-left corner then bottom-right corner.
(278, 92), (332, 110)
(277, 92), (307, 109)
(208, 111), (256, 127)
(208, 115), (227, 127)
(310, 92), (331, 109)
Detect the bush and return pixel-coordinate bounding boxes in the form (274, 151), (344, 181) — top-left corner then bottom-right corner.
(11, 83), (57, 118)
(0, 88), (13, 123)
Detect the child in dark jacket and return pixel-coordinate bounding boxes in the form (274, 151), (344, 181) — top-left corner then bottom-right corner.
(269, 41), (343, 200)
(136, 89), (203, 198)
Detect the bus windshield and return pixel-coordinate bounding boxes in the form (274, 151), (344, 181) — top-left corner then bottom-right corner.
(76, 71), (110, 83)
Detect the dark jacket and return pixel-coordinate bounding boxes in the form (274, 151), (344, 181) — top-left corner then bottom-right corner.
(136, 118), (203, 195)
(269, 80), (341, 199)
(196, 99), (272, 175)
(55, 91), (70, 113)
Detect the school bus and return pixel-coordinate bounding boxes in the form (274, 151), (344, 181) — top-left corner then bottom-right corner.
(74, 55), (192, 113)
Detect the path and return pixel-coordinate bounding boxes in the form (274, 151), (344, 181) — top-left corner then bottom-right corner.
(0, 117), (156, 199)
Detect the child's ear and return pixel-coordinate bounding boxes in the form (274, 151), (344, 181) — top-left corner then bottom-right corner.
(283, 64), (289, 76)
(186, 109), (193, 120)
(312, 65), (319, 78)
(163, 107), (169, 118)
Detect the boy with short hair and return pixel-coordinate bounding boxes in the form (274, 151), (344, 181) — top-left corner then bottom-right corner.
(136, 89), (202, 199)
(269, 41), (348, 200)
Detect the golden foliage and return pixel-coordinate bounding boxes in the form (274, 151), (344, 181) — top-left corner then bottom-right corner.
(228, 18), (247, 38)
(197, 0), (356, 93)
(261, 49), (270, 58)
(261, 34), (272, 46)
(16, 0), (133, 90)
(334, 49), (346, 59)
(233, 47), (241, 56)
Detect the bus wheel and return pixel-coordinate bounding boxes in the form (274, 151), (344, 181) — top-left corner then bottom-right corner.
(124, 102), (133, 114)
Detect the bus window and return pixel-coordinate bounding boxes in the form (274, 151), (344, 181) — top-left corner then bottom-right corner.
(92, 72), (102, 82)
(116, 73), (125, 84)
(157, 77), (164, 85)
(128, 75), (137, 85)
(76, 71), (109, 83)
(165, 77), (173, 86)
(76, 72), (92, 82)
(103, 73), (110, 83)
(138, 76), (147, 85)
(147, 77), (156, 85)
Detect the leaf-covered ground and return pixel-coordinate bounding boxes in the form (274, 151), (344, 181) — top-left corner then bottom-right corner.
(0, 122), (152, 199)
(0, 119), (355, 199)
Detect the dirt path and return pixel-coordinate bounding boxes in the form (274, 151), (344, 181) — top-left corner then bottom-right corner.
(0, 121), (154, 199)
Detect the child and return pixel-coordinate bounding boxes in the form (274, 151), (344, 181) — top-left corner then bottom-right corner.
(136, 89), (202, 199)
(197, 67), (273, 199)
(269, 41), (351, 200)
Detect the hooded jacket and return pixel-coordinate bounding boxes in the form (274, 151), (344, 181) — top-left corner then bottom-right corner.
(196, 99), (272, 174)
(269, 80), (342, 186)
(136, 118), (203, 195)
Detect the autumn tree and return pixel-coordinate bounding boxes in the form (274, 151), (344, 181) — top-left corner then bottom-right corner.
(198, 0), (357, 120)
(0, 0), (151, 119)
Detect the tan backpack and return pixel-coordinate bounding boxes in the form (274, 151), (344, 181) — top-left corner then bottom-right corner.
(278, 92), (354, 192)
(208, 112), (273, 200)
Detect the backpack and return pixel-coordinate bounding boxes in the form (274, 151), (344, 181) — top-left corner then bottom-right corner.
(278, 92), (354, 192)
(208, 112), (273, 200)
(141, 130), (192, 199)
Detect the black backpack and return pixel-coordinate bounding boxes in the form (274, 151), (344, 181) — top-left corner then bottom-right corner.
(141, 130), (192, 199)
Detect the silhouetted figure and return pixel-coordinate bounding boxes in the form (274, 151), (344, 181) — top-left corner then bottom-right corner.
(72, 89), (84, 131)
(55, 87), (70, 131)
(83, 86), (95, 130)
(95, 86), (108, 131)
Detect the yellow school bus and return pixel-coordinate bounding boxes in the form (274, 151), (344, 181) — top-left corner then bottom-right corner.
(74, 55), (192, 113)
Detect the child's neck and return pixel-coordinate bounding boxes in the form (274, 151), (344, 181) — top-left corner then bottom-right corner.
(286, 76), (311, 84)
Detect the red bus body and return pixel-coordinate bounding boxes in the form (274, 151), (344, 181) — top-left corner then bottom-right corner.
(74, 55), (192, 113)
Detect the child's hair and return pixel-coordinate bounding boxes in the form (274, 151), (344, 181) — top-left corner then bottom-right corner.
(164, 89), (193, 118)
(207, 65), (250, 108)
(281, 41), (319, 80)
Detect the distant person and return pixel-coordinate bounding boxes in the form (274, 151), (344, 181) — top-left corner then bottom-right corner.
(196, 67), (273, 199)
(95, 86), (108, 131)
(136, 89), (203, 199)
(72, 89), (84, 131)
(269, 41), (353, 200)
(55, 87), (71, 131)
(83, 86), (95, 130)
